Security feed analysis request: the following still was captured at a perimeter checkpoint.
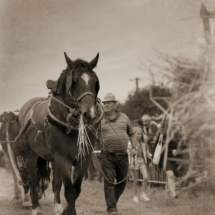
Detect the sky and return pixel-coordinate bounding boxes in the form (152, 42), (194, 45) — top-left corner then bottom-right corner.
(0, 0), (215, 113)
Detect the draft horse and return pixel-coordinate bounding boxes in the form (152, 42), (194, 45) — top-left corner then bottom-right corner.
(13, 52), (103, 215)
(0, 111), (50, 206)
(0, 111), (22, 201)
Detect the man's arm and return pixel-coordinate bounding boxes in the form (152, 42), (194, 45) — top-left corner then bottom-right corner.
(129, 133), (137, 155)
(129, 133), (137, 148)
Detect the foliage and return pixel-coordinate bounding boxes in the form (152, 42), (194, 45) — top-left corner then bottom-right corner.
(118, 85), (171, 120)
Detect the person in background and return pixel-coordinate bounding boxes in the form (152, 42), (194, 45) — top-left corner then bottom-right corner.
(140, 114), (160, 184)
(129, 127), (152, 203)
(141, 114), (159, 148)
(153, 117), (186, 198)
(100, 93), (136, 215)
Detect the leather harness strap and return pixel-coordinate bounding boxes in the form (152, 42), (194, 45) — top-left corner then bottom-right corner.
(69, 91), (94, 104)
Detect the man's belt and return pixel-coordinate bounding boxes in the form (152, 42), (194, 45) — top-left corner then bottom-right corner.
(102, 150), (127, 156)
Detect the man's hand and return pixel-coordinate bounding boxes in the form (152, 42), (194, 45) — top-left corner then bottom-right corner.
(147, 152), (152, 159)
(172, 149), (178, 156)
(131, 148), (137, 156)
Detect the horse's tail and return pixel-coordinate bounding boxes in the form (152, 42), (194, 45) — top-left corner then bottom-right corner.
(37, 157), (51, 199)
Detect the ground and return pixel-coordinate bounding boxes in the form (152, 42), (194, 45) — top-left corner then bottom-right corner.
(0, 167), (215, 215)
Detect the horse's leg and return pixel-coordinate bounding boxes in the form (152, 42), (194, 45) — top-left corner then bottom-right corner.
(37, 157), (51, 200)
(13, 139), (32, 207)
(25, 151), (42, 215)
(55, 155), (79, 215)
(52, 161), (63, 215)
(73, 156), (92, 199)
(14, 154), (31, 207)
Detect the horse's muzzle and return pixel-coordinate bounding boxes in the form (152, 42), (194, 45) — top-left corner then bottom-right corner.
(83, 110), (97, 124)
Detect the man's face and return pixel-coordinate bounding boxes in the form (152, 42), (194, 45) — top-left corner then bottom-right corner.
(136, 132), (142, 140)
(103, 101), (117, 113)
(142, 120), (150, 128)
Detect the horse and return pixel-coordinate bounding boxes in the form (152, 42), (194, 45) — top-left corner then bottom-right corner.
(0, 111), (51, 207)
(13, 52), (103, 215)
(0, 111), (22, 201)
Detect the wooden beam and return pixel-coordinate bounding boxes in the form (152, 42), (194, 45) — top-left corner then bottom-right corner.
(200, 3), (211, 45)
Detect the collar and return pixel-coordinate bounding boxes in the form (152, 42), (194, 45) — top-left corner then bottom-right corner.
(104, 109), (120, 122)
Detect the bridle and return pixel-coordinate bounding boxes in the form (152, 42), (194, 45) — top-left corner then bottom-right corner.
(48, 92), (104, 132)
(66, 68), (98, 107)
(68, 91), (94, 107)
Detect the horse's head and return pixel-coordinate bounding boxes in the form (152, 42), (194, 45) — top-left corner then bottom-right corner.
(47, 53), (100, 124)
(0, 111), (18, 123)
(0, 111), (19, 140)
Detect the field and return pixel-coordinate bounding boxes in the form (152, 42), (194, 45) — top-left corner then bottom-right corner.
(0, 167), (215, 215)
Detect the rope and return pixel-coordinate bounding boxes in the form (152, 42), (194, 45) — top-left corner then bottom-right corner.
(51, 95), (74, 112)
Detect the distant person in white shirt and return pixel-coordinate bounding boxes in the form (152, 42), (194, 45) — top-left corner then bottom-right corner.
(129, 127), (152, 203)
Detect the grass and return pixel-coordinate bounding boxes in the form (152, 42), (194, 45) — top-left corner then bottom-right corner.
(0, 167), (215, 215)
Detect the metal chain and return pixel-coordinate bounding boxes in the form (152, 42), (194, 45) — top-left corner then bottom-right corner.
(30, 119), (48, 143)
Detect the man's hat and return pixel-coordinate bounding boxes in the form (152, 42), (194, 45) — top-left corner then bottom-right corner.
(141, 114), (151, 122)
(102, 93), (117, 103)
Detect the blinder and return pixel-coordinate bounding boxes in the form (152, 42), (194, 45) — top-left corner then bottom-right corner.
(46, 70), (67, 95)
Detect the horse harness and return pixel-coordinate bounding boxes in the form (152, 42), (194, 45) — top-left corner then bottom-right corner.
(14, 93), (104, 158)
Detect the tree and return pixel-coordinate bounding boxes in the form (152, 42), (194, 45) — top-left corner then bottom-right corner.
(118, 85), (171, 120)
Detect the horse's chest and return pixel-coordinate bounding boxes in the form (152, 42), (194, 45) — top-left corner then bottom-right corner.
(48, 128), (79, 153)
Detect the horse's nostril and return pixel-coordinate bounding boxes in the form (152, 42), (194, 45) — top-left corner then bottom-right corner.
(83, 112), (90, 122)
(83, 111), (95, 123)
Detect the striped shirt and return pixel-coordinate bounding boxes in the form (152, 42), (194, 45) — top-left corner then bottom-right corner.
(101, 110), (134, 153)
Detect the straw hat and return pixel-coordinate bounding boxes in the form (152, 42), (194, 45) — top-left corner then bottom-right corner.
(102, 93), (117, 103)
(141, 114), (151, 122)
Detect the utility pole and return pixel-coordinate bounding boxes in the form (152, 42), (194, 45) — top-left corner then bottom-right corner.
(130, 77), (142, 91)
(200, 3), (215, 46)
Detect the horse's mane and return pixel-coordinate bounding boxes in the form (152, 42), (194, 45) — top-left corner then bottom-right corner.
(0, 123), (6, 140)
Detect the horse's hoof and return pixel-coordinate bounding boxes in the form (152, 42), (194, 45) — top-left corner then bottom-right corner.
(13, 195), (22, 202)
(13, 190), (22, 202)
(23, 200), (32, 208)
(23, 193), (32, 207)
(32, 207), (43, 215)
(38, 190), (43, 200)
(38, 179), (50, 200)
(54, 203), (63, 215)
(62, 206), (76, 215)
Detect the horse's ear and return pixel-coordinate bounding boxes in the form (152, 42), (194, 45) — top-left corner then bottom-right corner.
(89, 53), (99, 69)
(64, 52), (74, 69)
(9, 111), (18, 121)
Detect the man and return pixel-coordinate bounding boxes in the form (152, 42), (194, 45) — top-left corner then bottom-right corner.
(100, 93), (136, 215)
(141, 114), (159, 146)
(140, 114), (159, 186)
